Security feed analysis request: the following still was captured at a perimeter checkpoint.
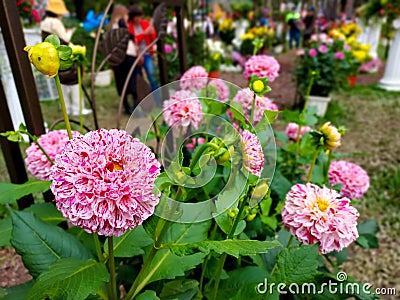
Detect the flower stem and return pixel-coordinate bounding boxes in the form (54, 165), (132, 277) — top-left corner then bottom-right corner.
(23, 131), (54, 165)
(77, 64), (83, 132)
(108, 237), (117, 300)
(54, 74), (73, 139)
(249, 93), (256, 125)
(210, 197), (247, 300)
(325, 150), (332, 185)
(199, 221), (218, 292)
(306, 147), (320, 183)
(94, 234), (104, 263)
(302, 71), (316, 115)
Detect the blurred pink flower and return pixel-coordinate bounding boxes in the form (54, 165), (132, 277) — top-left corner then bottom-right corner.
(25, 129), (81, 181)
(241, 129), (264, 176)
(186, 137), (206, 150)
(285, 123), (311, 141)
(318, 44), (328, 53)
(163, 90), (203, 129)
(329, 160), (370, 199)
(180, 66), (208, 90)
(296, 49), (305, 56)
(209, 79), (230, 102)
(164, 44), (173, 54)
(344, 44), (351, 51)
(308, 48), (318, 57)
(232, 88), (279, 125)
(243, 55), (280, 82)
(334, 51), (345, 60)
(51, 129), (161, 236)
(282, 183), (359, 254)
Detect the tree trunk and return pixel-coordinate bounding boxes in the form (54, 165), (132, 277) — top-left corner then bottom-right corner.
(74, 0), (85, 22)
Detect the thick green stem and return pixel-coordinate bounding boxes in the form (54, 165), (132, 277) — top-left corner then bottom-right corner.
(77, 64), (83, 132)
(302, 72), (316, 115)
(325, 150), (332, 185)
(306, 147), (320, 183)
(54, 75), (73, 139)
(94, 234), (104, 263)
(108, 237), (117, 300)
(199, 221), (218, 292)
(210, 197), (247, 300)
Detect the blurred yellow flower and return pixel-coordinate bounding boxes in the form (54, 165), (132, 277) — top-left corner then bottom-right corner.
(319, 122), (341, 150)
(69, 44), (86, 56)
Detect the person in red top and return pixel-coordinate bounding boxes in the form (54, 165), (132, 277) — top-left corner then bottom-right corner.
(128, 5), (160, 105)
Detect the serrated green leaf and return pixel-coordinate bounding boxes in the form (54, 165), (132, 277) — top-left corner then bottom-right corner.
(104, 225), (153, 257)
(0, 180), (50, 204)
(57, 45), (72, 60)
(272, 244), (320, 284)
(136, 290), (160, 300)
(263, 110), (280, 124)
(10, 210), (92, 278)
(44, 34), (60, 47)
(229, 101), (246, 124)
(26, 258), (109, 300)
(169, 239), (281, 258)
(25, 203), (65, 225)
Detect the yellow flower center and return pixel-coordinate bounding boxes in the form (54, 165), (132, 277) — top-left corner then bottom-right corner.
(252, 80), (264, 93)
(113, 163), (123, 171)
(315, 198), (330, 212)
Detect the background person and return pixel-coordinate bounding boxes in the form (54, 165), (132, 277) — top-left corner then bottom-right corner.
(108, 4), (142, 115)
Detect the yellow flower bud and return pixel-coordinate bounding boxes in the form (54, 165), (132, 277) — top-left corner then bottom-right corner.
(24, 42), (60, 78)
(246, 214), (257, 222)
(70, 44), (86, 56)
(319, 122), (341, 150)
(252, 182), (269, 201)
(252, 80), (265, 93)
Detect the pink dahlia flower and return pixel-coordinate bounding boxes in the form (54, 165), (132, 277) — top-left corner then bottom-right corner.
(296, 49), (305, 56)
(243, 55), (280, 82)
(329, 160), (370, 200)
(209, 79), (230, 102)
(232, 88), (279, 125)
(282, 183), (359, 254)
(25, 129), (81, 181)
(285, 123), (312, 141)
(164, 44), (173, 54)
(50, 129), (161, 237)
(180, 66), (208, 90)
(163, 90), (203, 129)
(334, 51), (345, 60)
(240, 130), (264, 177)
(318, 44), (328, 53)
(308, 48), (318, 57)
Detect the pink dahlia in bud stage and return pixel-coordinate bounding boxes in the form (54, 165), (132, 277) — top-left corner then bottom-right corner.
(334, 51), (345, 60)
(240, 130), (264, 177)
(50, 129), (161, 237)
(243, 55), (280, 82)
(180, 66), (208, 90)
(232, 88), (279, 125)
(209, 79), (230, 102)
(318, 44), (328, 53)
(282, 183), (359, 254)
(285, 122), (312, 141)
(329, 160), (370, 200)
(163, 90), (203, 129)
(25, 129), (81, 181)
(308, 48), (318, 57)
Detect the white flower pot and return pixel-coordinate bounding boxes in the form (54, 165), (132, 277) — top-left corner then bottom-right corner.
(307, 95), (331, 117)
(95, 69), (112, 87)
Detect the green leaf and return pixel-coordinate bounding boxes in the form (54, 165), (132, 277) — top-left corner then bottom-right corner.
(272, 244), (320, 284)
(263, 110), (280, 125)
(0, 180), (50, 204)
(229, 101), (246, 124)
(270, 171), (292, 201)
(0, 216), (12, 247)
(136, 290), (160, 300)
(356, 220), (379, 249)
(160, 279), (199, 299)
(59, 60), (74, 71)
(26, 258), (109, 300)
(0, 280), (34, 300)
(104, 225), (153, 257)
(44, 34), (60, 47)
(10, 210), (92, 278)
(214, 266), (266, 300)
(303, 106), (319, 126)
(57, 45), (72, 60)
(169, 239), (281, 258)
(25, 203), (65, 225)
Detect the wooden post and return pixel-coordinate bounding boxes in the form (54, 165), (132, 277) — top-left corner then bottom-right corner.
(175, 5), (187, 75)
